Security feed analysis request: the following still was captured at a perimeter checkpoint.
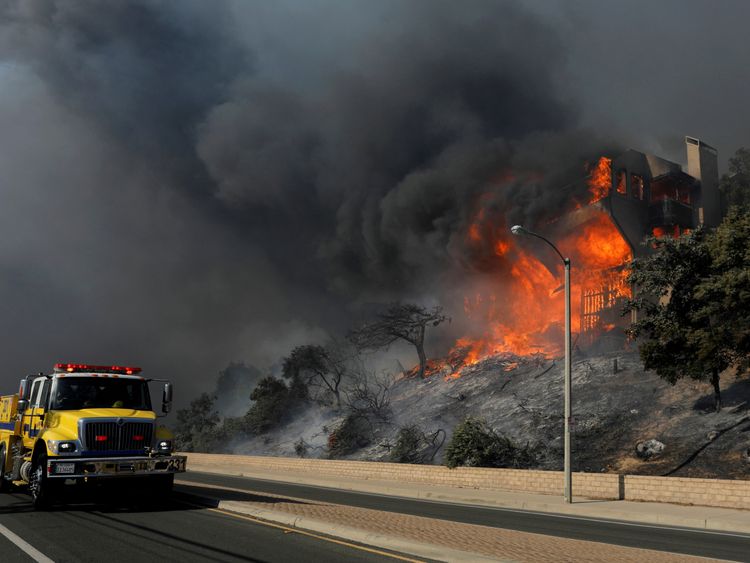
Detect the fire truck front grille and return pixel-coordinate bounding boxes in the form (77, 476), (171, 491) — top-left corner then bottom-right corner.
(83, 420), (154, 453)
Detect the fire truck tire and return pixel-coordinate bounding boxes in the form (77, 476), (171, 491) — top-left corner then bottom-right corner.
(0, 445), (8, 492)
(29, 455), (55, 509)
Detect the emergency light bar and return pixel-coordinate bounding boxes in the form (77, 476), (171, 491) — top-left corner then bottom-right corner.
(53, 363), (142, 375)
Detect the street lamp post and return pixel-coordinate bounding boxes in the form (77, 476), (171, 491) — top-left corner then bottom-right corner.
(511, 225), (572, 504)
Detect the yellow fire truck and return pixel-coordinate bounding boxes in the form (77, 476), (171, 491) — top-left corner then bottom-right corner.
(0, 363), (186, 508)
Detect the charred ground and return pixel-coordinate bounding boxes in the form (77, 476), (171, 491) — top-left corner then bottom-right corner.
(219, 350), (750, 479)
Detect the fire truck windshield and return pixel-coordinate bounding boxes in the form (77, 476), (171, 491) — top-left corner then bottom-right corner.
(51, 377), (152, 411)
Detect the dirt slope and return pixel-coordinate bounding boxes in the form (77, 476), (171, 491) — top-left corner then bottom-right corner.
(233, 351), (750, 479)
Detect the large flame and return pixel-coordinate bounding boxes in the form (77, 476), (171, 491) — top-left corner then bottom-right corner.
(445, 171), (632, 377)
(588, 157), (612, 203)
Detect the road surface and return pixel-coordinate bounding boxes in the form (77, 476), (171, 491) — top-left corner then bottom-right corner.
(0, 484), (418, 563)
(179, 471), (750, 562)
(1, 471), (748, 562)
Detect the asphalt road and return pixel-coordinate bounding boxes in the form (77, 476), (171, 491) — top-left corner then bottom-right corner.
(179, 471), (750, 562)
(0, 485), (417, 563)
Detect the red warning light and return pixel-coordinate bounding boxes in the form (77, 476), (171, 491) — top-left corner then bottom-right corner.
(95, 435), (108, 442)
(54, 363), (142, 375)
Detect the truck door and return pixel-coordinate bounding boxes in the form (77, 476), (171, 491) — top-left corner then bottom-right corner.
(20, 379), (41, 446)
(22, 379), (48, 441)
(28, 379), (50, 439)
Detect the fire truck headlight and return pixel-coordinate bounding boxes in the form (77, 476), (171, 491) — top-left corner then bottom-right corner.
(47, 440), (77, 454)
(59, 442), (76, 453)
(157, 440), (172, 453)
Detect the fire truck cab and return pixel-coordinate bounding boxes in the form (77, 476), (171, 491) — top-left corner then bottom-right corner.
(0, 363), (186, 508)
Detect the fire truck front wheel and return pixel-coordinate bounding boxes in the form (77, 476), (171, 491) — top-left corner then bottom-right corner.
(29, 455), (56, 509)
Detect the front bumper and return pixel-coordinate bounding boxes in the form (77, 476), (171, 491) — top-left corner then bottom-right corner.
(46, 455), (187, 479)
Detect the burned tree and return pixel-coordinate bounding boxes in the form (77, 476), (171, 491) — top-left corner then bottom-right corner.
(344, 368), (393, 422)
(348, 303), (447, 378)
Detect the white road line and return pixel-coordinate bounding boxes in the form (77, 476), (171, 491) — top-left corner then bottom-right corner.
(0, 522), (54, 563)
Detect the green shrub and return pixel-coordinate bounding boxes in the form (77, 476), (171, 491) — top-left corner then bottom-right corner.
(213, 416), (252, 444)
(445, 417), (536, 469)
(327, 414), (370, 458)
(389, 425), (425, 464)
(294, 438), (309, 458)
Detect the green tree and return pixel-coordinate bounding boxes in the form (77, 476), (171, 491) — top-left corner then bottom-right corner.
(212, 416), (252, 445)
(348, 303), (448, 379)
(174, 393), (220, 451)
(282, 346), (322, 400)
(625, 229), (730, 411)
(719, 148), (750, 210)
(695, 207), (750, 375)
(282, 343), (349, 408)
(244, 377), (289, 434)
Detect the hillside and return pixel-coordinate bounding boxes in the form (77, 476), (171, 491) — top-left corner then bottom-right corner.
(230, 351), (750, 479)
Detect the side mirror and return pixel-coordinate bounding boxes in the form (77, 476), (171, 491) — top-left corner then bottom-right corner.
(162, 382), (173, 414)
(19, 379), (29, 401)
(17, 399), (28, 413)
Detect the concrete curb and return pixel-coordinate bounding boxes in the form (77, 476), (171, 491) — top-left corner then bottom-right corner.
(177, 490), (504, 563)
(417, 493), (750, 535)
(184, 466), (750, 536)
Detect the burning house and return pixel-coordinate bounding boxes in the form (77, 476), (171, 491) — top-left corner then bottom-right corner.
(449, 136), (722, 374)
(553, 136), (721, 348)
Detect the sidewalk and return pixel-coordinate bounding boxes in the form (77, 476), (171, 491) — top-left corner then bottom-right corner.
(176, 477), (723, 563)
(184, 463), (750, 535)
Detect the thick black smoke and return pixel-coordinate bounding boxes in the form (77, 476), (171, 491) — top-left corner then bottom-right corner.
(0, 0), (745, 402)
(195, 1), (613, 297)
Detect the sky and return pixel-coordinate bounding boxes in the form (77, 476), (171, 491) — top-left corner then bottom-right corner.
(0, 0), (748, 405)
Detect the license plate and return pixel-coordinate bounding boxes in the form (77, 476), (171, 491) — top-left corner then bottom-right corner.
(55, 463), (75, 474)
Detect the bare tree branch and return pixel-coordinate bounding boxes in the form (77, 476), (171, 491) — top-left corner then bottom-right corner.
(343, 368), (393, 421)
(348, 302), (448, 378)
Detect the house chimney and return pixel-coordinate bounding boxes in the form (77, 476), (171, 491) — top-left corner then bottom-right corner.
(685, 136), (721, 227)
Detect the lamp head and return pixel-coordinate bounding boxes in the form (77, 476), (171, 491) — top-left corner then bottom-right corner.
(510, 225), (525, 236)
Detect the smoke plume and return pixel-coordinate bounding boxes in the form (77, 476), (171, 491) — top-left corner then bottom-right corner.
(0, 0), (745, 402)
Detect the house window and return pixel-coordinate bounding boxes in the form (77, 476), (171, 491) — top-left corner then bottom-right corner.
(632, 174), (644, 200)
(677, 186), (691, 205)
(616, 171), (627, 195)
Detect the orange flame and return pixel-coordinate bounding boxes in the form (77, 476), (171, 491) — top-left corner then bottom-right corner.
(588, 157), (612, 203)
(444, 195), (633, 377)
(468, 223), (481, 242)
(652, 225), (680, 238)
(494, 240), (510, 256)
(563, 213), (631, 272)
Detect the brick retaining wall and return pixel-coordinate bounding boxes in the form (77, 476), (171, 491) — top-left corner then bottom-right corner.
(624, 475), (750, 509)
(184, 453), (620, 499)
(183, 453), (750, 509)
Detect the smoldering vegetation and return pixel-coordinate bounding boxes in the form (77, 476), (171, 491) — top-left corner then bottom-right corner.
(179, 347), (750, 479)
